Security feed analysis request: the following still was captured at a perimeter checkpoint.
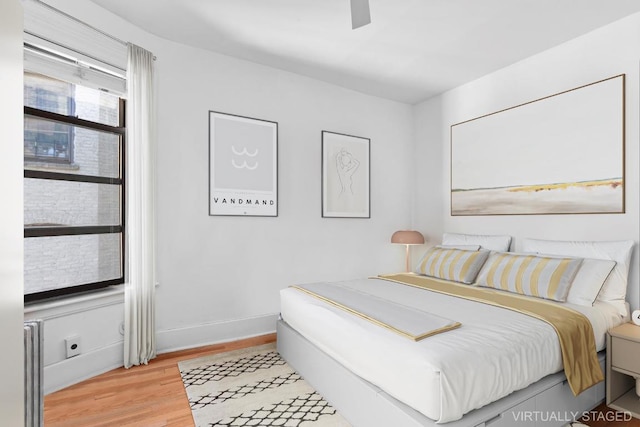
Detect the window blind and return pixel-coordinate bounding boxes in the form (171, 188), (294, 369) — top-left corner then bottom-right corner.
(22, 0), (127, 95)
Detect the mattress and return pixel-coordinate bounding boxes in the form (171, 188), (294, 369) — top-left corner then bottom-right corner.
(279, 277), (624, 423)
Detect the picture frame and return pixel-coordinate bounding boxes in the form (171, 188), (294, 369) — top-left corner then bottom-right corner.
(450, 74), (625, 216)
(209, 111), (278, 216)
(322, 131), (370, 218)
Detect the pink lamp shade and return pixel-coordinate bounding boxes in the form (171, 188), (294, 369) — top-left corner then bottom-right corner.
(391, 230), (425, 245)
(391, 230), (425, 272)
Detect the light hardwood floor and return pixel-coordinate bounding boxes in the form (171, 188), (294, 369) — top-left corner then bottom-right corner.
(44, 333), (640, 427)
(44, 333), (276, 427)
(578, 404), (640, 427)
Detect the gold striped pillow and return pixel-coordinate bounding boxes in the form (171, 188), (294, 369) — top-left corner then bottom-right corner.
(415, 247), (490, 284)
(476, 252), (582, 302)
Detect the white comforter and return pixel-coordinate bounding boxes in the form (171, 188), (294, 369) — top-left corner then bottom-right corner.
(279, 277), (623, 423)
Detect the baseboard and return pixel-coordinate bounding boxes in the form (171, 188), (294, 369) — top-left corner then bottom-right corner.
(44, 313), (278, 394)
(156, 313), (278, 354)
(44, 341), (124, 395)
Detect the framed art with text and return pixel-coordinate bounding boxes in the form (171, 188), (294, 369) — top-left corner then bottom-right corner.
(322, 131), (370, 218)
(209, 111), (278, 216)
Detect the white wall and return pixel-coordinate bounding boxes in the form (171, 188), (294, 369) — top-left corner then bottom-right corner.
(414, 13), (640, 310)
(0, 0), (25, 423)
(413, 98), (446, 245)
(31, 0), (415, 392)
(154, 42), (414, 350)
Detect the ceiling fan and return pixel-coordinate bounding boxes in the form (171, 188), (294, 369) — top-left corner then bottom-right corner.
(350, 0), (371, 29)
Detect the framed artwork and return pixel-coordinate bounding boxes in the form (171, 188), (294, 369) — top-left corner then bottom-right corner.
(451, 74), (625, 216)
(209, 111), (278, 216)
(322, 131), (370, 218)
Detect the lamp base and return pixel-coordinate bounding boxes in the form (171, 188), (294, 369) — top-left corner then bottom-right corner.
(405, 245), (410, 272)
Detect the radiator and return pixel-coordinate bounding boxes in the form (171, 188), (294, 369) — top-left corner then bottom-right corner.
(24, 320), (44, 427)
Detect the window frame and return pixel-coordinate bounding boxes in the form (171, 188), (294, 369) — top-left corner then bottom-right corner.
(23, 78), (76, 164)
(23, 98), (126, 303)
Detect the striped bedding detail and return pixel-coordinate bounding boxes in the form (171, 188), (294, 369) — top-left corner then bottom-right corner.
(476, 252), (582, 301)
(415, 247), (489, 284)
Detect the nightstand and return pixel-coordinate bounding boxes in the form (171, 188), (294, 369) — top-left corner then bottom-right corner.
(607, 323), (640, 418)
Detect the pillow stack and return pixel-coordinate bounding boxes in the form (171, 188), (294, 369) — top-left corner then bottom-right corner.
(413, 233), (634, 311)
(521, 238), (634, 314)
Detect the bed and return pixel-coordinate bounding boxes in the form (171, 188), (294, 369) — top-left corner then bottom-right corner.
(277, 235), (635, 427)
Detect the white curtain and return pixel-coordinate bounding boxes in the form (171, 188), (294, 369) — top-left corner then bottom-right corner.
(124, 43), (157, 368)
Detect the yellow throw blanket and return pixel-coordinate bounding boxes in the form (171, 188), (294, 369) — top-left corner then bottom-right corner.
(377, 273), (603, 396)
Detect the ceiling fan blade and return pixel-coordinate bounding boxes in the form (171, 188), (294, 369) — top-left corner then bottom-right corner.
(350, 0), (371, 29)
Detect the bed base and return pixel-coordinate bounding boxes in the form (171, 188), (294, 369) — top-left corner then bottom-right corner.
(277, 319), (605, 427)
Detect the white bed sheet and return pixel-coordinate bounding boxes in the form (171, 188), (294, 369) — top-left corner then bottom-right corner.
(279, 277), (624, 423)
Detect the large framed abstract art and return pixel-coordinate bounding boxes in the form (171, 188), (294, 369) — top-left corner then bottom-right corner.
(322, 131), (370, 218)
(209, 111), (278, 216)
(451, 74), (625, 216)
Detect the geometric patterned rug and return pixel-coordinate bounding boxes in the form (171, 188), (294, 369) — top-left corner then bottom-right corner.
(179, 343), (352, 427)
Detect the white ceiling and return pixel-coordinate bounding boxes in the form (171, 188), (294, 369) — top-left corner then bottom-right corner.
(89, 0), (640, 104)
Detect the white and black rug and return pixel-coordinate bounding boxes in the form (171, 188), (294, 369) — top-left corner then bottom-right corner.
(179, 343), (351, 427)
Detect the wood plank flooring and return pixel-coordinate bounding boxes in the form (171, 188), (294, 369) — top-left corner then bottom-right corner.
(580, 403), (640, 427)
(44, 334), (276, 427)
(44, 333), (640, 427)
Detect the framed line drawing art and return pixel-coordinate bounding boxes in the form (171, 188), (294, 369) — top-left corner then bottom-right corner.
(451, 74), (624, 216)
(322, 131), (370, 218)
(209, 111), (278, 216)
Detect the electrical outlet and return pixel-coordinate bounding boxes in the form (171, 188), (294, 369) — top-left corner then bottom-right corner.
(65, 335), (81, 358)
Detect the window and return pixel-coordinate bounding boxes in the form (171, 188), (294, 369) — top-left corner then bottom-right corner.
(24, 72), (126, 303)
(24, 74), (74, 164)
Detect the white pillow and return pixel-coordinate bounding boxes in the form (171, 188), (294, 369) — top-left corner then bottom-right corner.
(522, 238), (634, 315)
(527, 252), (616, 306)
(442, 232), (512, 252)
(567, 258), (616, 306)
(437, 244), (481, 251)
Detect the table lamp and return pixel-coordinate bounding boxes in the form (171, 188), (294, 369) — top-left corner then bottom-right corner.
(391, 230), (425, 272)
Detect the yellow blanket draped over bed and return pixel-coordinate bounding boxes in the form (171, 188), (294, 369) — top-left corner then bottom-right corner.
(377, 273), (603, 396)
